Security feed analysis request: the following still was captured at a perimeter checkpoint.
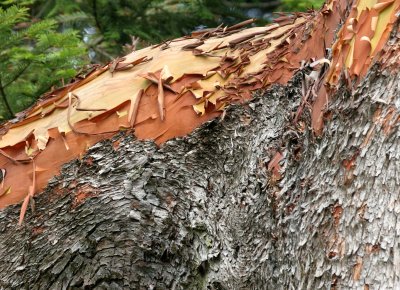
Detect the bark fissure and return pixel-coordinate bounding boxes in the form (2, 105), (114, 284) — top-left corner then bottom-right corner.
(0, 64), (399, 290)
(0, 78), (302, 288)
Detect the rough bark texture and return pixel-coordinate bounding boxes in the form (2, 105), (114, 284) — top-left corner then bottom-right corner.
(2, 26), (400, 290)
(0, 75), (300, 289)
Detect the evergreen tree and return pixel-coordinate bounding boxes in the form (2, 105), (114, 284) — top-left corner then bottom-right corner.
(0, 1), (87, 120)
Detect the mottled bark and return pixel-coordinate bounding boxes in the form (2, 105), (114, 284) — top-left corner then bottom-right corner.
(2, 34), (400, 290)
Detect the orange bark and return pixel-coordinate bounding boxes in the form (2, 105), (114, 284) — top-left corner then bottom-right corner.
(2, 0), (392, 216)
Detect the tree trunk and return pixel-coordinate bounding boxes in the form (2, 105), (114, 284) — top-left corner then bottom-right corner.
(1, 1), (400, 289)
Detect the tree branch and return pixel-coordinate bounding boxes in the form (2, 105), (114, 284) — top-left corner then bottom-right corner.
(0, 78), (14, 118)
(2, 63), (31, 89)
(34, 0), (54, 19)
(222, 0), (281, 9)
(90, 45), (114, 61)
(92, 0), (103, 34)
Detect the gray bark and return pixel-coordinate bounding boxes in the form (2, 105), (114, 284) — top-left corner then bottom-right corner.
(1, 65), (400, 289)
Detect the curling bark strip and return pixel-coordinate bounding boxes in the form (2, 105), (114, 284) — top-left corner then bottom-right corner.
(1, 0), (398, 219)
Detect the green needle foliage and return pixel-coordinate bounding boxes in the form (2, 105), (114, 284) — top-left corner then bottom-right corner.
(280, 0), (325, 11)
(32, 0), (251, 63)
(0, 2), (87, 121)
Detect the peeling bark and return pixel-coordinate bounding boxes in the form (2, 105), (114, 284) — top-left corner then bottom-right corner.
(0, 76), (300, 289)
(0, 59), (399, 289)
(1, 1), (400, 290)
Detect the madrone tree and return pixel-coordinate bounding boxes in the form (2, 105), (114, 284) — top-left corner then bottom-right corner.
(1, 0), (400, 289)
